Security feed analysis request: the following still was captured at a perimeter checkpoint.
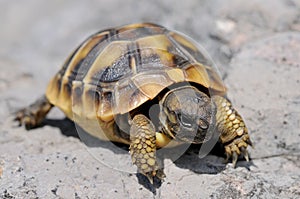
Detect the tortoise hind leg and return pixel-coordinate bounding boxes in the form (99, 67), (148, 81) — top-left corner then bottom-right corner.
(15, 95), (53, 130)
(212, 95), (252, 167)
(129, 114), (165, 184)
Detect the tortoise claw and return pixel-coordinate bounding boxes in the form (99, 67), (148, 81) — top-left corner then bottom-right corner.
(145, 172), (154, 185)
(232, 152), (238, 168)
(241, 147), (250, 162)
(156, 168), (166, 180)
(223, 133), (252, 166)
(144, 169), (165, 184)
(13, 95), (52, 130)
(224, 142), (252, 167)
(14, 108), (36, 130)
(244, 151), (249, 162)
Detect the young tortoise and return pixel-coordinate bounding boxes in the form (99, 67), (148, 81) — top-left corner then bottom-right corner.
(15, 23), (252, 183)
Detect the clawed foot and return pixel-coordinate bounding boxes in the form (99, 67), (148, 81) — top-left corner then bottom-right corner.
(130, 114), (166, 184)
(14, 108), (40, 129)
(224, 134), (253, 167)
(143, 168), (166, 184)
(13, 95), (52, 130)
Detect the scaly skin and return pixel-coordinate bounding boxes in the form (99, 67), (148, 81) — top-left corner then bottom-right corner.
(129, 114), (165, 184)
(212, 95), (252, 166)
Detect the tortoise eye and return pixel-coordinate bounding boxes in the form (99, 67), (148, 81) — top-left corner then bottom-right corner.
(177, 113), (193, 128)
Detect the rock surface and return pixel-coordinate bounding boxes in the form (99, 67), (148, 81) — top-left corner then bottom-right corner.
(1, 0), (300, 198)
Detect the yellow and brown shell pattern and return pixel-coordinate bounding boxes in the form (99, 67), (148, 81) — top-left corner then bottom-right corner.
(46, 23), (226, 143)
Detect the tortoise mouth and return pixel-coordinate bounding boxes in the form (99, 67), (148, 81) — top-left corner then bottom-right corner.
(164, 121), (211, 144)
(176, 130), (212, 144)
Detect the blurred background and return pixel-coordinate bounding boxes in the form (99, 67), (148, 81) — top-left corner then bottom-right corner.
(1, 0), (300, 198)
(1, 0), (299, 99)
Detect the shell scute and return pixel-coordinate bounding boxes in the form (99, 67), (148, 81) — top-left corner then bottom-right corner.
(46, 23), (226, 141)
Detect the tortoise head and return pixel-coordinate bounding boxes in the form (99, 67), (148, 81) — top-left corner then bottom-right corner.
(159, 86), (216, 144)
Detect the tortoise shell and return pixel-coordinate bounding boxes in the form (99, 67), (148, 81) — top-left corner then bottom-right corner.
(46, 23), (226, 142)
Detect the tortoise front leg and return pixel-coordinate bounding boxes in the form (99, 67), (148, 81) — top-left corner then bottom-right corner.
(213, 96), (252, 167)
(14, 95), (53, 129)
(129, 114), (165, 184)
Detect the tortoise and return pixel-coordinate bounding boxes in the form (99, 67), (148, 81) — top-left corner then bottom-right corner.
(15, 23), (252, 183)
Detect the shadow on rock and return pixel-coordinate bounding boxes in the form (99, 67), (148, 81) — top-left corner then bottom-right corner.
(41, 118), (129, 155)
(136, 173), (162, 194)
(41, 118), (79, 138)
(172, 144), (226, 175)
(40, 117), (253, 189)
(174, 144), (254, 174)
